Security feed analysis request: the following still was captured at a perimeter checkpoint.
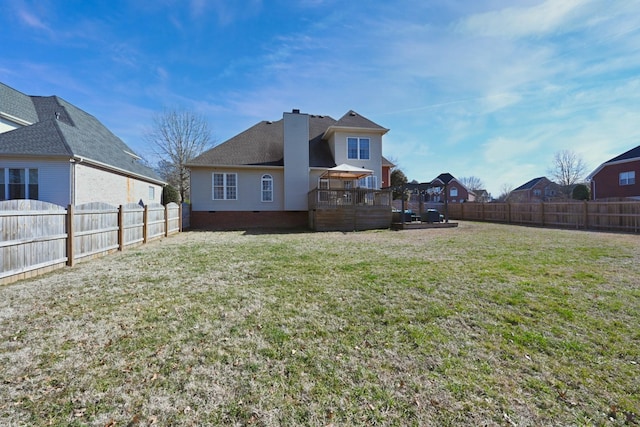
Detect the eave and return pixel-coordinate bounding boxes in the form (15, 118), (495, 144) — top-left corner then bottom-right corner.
(322, 125), (389, 140)
(587, 157), (640, 181)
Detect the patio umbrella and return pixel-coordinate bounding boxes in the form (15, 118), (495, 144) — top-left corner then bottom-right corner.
(321, 163), (374, 180)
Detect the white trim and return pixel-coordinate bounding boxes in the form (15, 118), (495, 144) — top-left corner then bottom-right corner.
(212, 172), (238, 200)
(0, 111), (33, 127)
(587, 157), (640, 180)
(73, 156), (166, 185)
(322, 125), (389, 140)
(261, 174), (273, 202)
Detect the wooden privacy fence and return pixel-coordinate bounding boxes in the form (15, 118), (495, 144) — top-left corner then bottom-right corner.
(1, 200), (182, 284)
(445, 200), (640, 233)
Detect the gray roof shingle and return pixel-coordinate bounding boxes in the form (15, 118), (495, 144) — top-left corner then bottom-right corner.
(605, 144), (640, 163)
(189, 111), (384, 168)
(0, 82), (38, 123)
(0, 83), (162, 183)
(189, 114), (338, 167)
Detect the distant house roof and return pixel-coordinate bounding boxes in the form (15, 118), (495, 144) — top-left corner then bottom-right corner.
(587, 144), (640, 180)
(188, 110), (386, 168)
(0, 82), (163, 184)
(512, 177), (548, 192)
(432, 173), (456, 185)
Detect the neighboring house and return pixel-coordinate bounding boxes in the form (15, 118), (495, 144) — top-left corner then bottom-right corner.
(0, 82), (164, 206)
(474, 189), (491, 203)
(187, 109), (392, 229)
(425, 173), (476, 203)
(587, 144), (640, 200)
(507, 177), (560, 202)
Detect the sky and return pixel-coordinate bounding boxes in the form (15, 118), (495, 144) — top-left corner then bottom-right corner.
(2, 0), (640, 197)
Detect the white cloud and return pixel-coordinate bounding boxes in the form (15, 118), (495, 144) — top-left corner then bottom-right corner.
(457, 0), (591, 39)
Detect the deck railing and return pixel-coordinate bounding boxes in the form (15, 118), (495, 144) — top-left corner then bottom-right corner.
(308, 188), (392, 209)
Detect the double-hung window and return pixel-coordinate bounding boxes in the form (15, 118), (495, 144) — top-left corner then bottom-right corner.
(261, 174), (273, 202)
(619, 171), (635, 186)
(212, 173), (237, 200)
(357, 175), (378, 189)
(347, 137), (370, 160)
(0, 168), (38, 200)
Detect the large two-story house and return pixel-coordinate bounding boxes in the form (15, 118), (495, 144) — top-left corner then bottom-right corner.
(507, 177), (560, 202)
(0, 82), (164, 207)
(187, 109), (393, 230)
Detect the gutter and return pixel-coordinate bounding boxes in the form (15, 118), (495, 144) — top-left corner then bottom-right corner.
(73, 156), (166, 186)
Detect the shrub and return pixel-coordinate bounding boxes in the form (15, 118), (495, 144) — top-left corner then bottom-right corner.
(162, 185), (181, 205)
(572, 184), (590, 200)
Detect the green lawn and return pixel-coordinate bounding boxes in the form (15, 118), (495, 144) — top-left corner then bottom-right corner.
(1, 222), (639, 426)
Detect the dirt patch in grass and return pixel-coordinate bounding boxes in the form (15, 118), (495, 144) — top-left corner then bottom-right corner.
(1, 222), (639, 426)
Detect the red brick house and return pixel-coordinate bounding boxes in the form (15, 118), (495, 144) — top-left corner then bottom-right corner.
(425, 173), (475, 203)
(587, 145), (640, 200)
(507, 177), (560, 202)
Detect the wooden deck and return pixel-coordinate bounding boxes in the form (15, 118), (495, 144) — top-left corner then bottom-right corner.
(391, 221), (459, 230)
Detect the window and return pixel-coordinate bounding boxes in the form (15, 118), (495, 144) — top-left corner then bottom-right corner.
(357, 175), (378, 189)
(533, 189), (541, 197)
(347, 137), (370, 160)
(149, 186), (155, 201)
(261, 174), (273, 202)
(620, 171), (635, 186)
(29, 169), (38, 200)
(9, 169), (25, 199)
(212, 173), (237, 200)
(2, 168), (38, 200)
(450, 186), (458, 197)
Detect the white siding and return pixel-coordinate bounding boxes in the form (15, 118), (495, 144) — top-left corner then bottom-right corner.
(190, 167), (285, 211)
(0, 117), (21, 134)
(74, 163), (162, 206)
(331, 131), (383, 188)
(0, 158), (71, 206)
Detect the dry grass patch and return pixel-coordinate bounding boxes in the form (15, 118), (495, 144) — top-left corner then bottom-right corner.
(1, 222), (639, 426)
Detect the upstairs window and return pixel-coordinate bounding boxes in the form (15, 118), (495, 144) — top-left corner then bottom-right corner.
(450, 186), (458, 197)
(347, 137), (370, 160)
(261, 174), (273, 202)
(212, 173), (237, 200)
(619, 171), (635, 186)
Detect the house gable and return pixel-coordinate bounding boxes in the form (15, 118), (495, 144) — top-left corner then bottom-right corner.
(588, 144), (640, 200)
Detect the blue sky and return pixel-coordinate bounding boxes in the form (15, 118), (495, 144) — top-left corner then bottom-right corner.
(2, 0), (640, 196)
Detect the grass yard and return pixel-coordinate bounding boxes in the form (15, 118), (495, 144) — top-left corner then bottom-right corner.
(1, 222), (639, 426)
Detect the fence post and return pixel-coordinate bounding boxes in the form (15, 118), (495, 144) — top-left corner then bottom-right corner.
(118, 205), (125, 251)
(540, 202), (545, 226)
(583, 200), (589, 230)
(481, 202), (485, 221)
(179, 203), (183, 232)
(143, 205), (149, 244)
(66, 204), (75, 266)
(165, 204), (169, 237)
(460, 202), (464, 220)
(507, 203), (511, 224)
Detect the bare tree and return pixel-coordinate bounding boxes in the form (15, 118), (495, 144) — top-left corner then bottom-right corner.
(146, 109), (214, 202)
(496, 183), (513, 202)
(459, 176), (485, 192)
(548, 150), (588, 187)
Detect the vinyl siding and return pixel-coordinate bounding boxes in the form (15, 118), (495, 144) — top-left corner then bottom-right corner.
(190, 167), (285, 211)
(0, 157), (71, 206)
